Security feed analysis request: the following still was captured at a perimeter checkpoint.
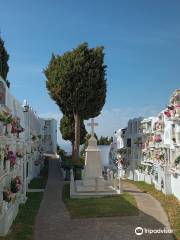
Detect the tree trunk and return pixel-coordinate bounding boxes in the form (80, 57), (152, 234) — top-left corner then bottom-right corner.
(71, 141), (75, 160)
(73, 113), (80, 161)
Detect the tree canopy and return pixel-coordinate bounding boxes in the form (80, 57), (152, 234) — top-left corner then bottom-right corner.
(60, 115), (87, 145)
(45, 43), (106, 118)
(98, 136), (113, 145)
(0, 37), (9, 87)
(44, 42), (107, 160)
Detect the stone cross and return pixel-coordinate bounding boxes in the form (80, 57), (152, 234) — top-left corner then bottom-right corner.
(87, 118), (98, 136)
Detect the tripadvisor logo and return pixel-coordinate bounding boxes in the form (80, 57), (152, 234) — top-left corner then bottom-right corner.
(135, 227), (143, 236)
(135, 226), (173, 235)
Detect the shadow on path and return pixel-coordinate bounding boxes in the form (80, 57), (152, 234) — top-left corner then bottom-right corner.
(34, 159), (174, 240)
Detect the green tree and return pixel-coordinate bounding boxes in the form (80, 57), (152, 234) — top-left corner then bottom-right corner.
(44, 43), (107, 160)
(98, 136), (112, 145)
(60, 115), (87, 156)
(57, 145), (66, 159)
(0, 36), (10, 87)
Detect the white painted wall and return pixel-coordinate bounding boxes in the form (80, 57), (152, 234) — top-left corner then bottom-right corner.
(43, 118), (57, 154)
(98, 145), (111, 167)
(171, 175), (180, 200)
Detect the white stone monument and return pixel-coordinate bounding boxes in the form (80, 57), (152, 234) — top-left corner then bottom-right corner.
(70, 118), (121, 197)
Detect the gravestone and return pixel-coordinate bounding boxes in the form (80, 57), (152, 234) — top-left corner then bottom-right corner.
(70, 118), (121, 197)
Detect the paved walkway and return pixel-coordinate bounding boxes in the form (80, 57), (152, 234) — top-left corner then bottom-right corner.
(34, 160), (173, 240)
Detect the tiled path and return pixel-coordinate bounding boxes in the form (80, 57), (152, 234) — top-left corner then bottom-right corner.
(34, 159), (173, 240)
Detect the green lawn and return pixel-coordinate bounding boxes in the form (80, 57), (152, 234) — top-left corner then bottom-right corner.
(0, 160), (49, 240)
(28, 163), (48, 189)
(28, 177), (47, 189)
(127, 180), (180, 240)
(62, 183), (139, 218)
(0, 192), (43, 240)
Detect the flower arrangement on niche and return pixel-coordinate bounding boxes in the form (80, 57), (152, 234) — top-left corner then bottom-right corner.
(3, 187), (16, 203)
(154, 135), (162, 143)
(155, 152), (164, 161)
(16, 151), (24, 158)
(8, 151), (16, 167)
(4, 146), (16, 167)
(154, 120), (164, 131)
(175, 156), (180, 166)
(0, 111), (13, 135)
(0, 111), (13, 125)
(164, 105), (175, 118)
(11, 117), (24, 137)
(11, 176), (22, 193)
(0, 111), (24, 137)
(164, 92), (180, 118)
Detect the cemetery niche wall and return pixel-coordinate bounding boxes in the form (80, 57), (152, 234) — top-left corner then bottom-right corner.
(0, 76), (57, 236)
(112, 89), (180, 200)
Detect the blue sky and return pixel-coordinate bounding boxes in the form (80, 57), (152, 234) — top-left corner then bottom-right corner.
(0, 0), (180, 150)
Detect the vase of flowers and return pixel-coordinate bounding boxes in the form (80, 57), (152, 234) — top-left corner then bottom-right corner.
(11, 176), (21, 193)
(7, 150), (16, 168)
(3, 187), (16, 203)
(11, 117), (24, 137)
(164, 110), (171, 118)
(3, 112), (13, 136)
(0, 111), (13, 136)
(154, 135), (162, 143)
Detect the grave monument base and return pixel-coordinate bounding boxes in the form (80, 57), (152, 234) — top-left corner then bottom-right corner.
(70, 130), (121, 198)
